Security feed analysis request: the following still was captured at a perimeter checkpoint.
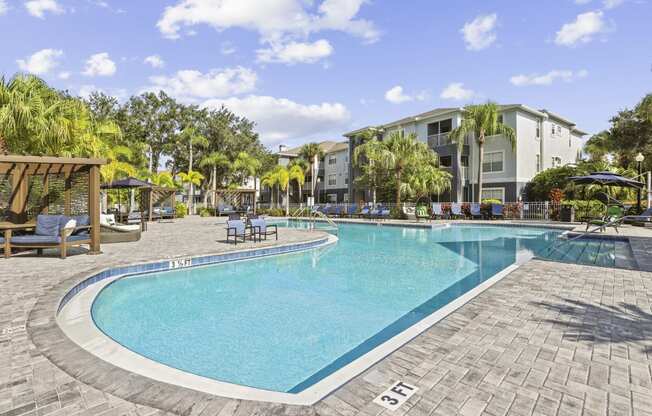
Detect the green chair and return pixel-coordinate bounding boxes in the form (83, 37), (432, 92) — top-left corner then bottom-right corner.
(586, 205), (624, 233)
(415, 205), (430, 222)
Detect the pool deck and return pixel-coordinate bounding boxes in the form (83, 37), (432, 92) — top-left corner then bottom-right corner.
(2, 217), (652, 416)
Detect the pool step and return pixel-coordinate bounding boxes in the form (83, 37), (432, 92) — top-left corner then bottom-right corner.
(540, 237), (635, 270)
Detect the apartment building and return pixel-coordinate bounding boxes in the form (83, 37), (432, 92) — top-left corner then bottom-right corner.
(270, 140), (350, 204)
(344, 105), (587, 203)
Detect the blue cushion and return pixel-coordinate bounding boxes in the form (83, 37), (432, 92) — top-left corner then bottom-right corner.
(67, 234), (91, 242)
(250, 218), (267, 233)
(0, 237), (4, 244)
(35, 215), (63, 237)
(227, 220), (245, 235)
(11, 235), (60, 245)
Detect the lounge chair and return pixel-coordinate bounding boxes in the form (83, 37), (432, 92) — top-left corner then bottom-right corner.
(586, 205), (624, 233)
(7, 214), (92, 259)
(415, 205), (430, 222)
(368, 206), (381, 220)
(357, 206), (370, 218)
(226, 219), (254, 244)
(470, 203), (484, 220)
(450, 203), (465, 219)
(623, 207), (652, 224)
(217, 204), (237, 216)
(345, 204), (358, 217)
(377, 207), (391, 221)
(228, 213), (241, 221)
(250, 218), (278, 241)
(431, 203), (445, 220)
(490, 204), (504, 220)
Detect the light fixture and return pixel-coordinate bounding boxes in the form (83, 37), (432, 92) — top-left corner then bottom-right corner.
(636, 152), (645, 163)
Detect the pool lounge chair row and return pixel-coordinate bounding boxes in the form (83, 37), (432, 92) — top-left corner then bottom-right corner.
(312, 205), (391, 220)
(427, 203), (504, 221)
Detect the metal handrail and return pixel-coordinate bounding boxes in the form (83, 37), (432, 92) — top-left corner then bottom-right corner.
(312, 210), (339, 232)
(544, 216), (622, 258)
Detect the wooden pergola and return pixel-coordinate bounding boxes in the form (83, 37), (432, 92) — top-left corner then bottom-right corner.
(146, 186), (177, 222)
(0, 155), (106, 254)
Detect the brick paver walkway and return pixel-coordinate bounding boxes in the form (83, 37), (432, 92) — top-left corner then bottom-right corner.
(1, 218), (651, 416)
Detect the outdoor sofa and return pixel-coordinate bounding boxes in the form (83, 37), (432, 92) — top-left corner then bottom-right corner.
(5, 214), (93, 259)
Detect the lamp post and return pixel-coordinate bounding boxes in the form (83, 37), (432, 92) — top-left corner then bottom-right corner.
(636, 152), (645, 212)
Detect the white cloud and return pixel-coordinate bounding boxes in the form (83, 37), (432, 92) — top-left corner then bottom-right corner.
(16, 48), (63, 75)
(461, 14), (498, 51)
(157, 0), (379, 49)
(221, 42), (236, 55)
(58, 71), (71, 80)
(575, 0), (625, 8)
(83, 52), (117, 76)
(25, 0), (64, 18)
(510, 69), (589, 86)
(144, 55), (165, 68)
(440, 83), (475, 101)
(603, 0), (625, 9)
(0, 0), (9, 15)
(257, 39), (333, 65)
(555, 11), (606, 46)
(384, 86), (427, 104)
(145, 67), (257, 101)
(203, 95), (350, 145)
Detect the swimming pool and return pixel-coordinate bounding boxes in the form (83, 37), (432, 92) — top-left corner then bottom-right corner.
(90, 223), (562, 398)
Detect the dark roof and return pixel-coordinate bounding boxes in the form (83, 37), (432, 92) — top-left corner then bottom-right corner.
(101, 177), (152, 189)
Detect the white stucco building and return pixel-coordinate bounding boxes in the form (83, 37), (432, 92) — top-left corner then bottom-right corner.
(345, 105), (587, 203)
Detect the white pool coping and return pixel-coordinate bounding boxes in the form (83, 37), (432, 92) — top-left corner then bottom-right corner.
(58, 231), (538, 406)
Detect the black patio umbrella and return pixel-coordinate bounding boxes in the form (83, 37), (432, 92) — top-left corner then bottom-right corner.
(101, 177), (152, 222)
(568, 171), (644, 188)
(568, 171), (644, 219)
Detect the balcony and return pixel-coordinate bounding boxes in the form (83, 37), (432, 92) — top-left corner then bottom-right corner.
(428, 133), (450, 147)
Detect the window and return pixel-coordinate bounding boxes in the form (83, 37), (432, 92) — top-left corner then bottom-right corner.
(327, 194), (337, 203)
(551, 156), (562, 167)
(329, 156), (337, 165)
(536, 154), (541, 172)
(328, 174), (337, 186)
(481, 187), (505, 202)
(343, 194), (349, 203)
(498, 115), (504, 124)
(344, 176), (349, 185)
(439, 155), (452, 168)
(482, 151), (503, 173)
(460, 156), (469, 167)
(536, 125), (540, 138)
(427, 119), (453, 135)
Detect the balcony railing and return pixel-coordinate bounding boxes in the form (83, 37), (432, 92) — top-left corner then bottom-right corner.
(428, 133), (450, 147)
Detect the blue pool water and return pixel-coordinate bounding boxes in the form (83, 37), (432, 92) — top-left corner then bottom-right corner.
(92, 223), (562, 393)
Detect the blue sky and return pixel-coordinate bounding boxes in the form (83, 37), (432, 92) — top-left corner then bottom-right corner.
(1, 0), (650, 148)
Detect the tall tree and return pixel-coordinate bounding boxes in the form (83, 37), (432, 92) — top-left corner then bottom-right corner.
(449, 102), (516, 201)
(299, 143), (324, 202)
(178, 170), (204, 213)
(353, 128), (386, 204)
(199, 151), (230, 207)
(233, 152), (262, 213)
(288, 164), (306, 205)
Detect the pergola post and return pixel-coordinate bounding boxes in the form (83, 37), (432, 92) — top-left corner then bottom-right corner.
(9, 162), (27, 224)
(88, 165), (101, 254)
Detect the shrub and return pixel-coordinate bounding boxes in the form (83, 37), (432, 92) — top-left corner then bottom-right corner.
(266, 208), (285, 217)
(198, 207), (212, 217)
(390, 207), (407, 220)
(560, 200), (605, 222)
(175, 202), (187, 218)
(481, 198), (502, 205)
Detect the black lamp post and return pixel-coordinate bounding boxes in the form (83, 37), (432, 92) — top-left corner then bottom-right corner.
(636, 152), (645, 212)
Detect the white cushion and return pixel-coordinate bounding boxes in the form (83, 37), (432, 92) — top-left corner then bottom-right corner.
(64, 219), (77, 230)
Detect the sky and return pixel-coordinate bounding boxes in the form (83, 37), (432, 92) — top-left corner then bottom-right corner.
(1, 0), (651, 149)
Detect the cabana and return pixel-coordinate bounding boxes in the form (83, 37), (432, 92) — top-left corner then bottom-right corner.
(0, 155), (105, 258)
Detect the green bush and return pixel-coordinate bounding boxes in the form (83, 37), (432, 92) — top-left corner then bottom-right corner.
(481, 198), (502, 205)
(560, 200), (605, 221)
(175, 202), (187, 218)
(390, 207), (407, 220)
(267, 208), (285, 217)
(198, 207), (212, 217)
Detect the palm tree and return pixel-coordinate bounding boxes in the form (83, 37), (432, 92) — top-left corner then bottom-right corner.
(353, 128), (385, 204)
(233, 152), (262, 213)
(149, 171), (177, 188)
(101, 145), (137, 183)
(299, 143), (324, 202)
(178, 170), (205, 214)
(449, 102), (516, 202)
(199, 151), (230, 208)
(179, 127), (209, 213)
(275, 166), (290, 215)
(288, 164), (306, 205)
(261, 170), (280, 208)
(372, 131), (433, 207)
(403, 160), (453, 203)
